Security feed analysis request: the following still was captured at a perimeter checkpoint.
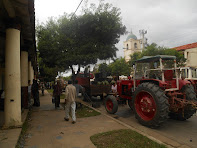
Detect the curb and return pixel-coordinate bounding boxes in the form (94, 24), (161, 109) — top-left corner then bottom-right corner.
(80, 100), (175, 148)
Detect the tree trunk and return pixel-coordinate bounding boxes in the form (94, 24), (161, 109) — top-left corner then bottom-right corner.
(70, 65), (81, 83)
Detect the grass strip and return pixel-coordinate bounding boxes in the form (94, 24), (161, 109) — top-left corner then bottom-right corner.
(76, 104), (101, 118)
(90, 129), (166, 148)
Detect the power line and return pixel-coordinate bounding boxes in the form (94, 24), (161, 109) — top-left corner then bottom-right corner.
(71, 0), (84, 20)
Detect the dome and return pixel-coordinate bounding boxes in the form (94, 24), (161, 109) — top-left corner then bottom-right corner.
(126, 31), (137, 40)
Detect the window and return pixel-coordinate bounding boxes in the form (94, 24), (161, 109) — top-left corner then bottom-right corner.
(127, 44), (129, 49)
(134, 43), (137, 49)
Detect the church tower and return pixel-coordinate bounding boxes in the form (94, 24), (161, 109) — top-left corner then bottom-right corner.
(124, 31), (142, 62)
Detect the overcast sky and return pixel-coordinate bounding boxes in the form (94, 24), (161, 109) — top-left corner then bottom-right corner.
(35, 0), (197, 58)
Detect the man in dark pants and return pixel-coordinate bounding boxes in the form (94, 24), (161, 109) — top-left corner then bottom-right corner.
(32, 79), (40, 107)
(53, 80), (62, 108)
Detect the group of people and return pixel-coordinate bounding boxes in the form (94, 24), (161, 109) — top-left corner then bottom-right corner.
(50, 78), (118, 124)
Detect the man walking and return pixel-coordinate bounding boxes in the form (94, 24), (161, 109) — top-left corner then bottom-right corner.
(53, 80), (62, 108)
(64, 80), (77, 124)
(32, 79), (40, 107)
(28, 80), (32, 107)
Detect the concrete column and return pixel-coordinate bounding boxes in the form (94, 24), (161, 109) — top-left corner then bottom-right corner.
(21, 51), (28, 108)
(4, 28), (22, 127)
(28, 61), (32, 84)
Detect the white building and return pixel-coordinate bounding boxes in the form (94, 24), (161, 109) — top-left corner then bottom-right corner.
(123, 31), (142, 62)
(173, 42), (197, 68)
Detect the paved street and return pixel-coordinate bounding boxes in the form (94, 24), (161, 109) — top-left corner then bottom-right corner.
(97, 103), (197, 148)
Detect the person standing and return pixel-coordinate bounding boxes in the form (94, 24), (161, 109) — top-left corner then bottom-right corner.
(111, 81), (117, 94)
(73, 80), (84, 97)
(28, 80), (32, 107)
(64, 80), (77, 124)
(53, 80), (62, 108)
(41, 82), (45, 96)
(32, 79), (40, 107)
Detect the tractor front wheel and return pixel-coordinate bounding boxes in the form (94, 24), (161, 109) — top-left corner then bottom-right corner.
(169, 85), (197, 121)
(105, 95), (118, 114)
(132, 82), (169, 128)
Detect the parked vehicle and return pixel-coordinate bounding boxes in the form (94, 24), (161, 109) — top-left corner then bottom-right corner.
(104, 55), (197, 128)
(76, 72), (111, 99)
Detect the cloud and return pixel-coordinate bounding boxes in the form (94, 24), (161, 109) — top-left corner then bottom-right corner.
(35, 0), (197, 58)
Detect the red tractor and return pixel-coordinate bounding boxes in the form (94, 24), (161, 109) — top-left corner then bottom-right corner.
(104, 55), (197, 128)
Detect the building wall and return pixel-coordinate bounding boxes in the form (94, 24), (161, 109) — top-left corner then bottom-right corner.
(124, 39), (142, 62)
(184, 47), (197, 67)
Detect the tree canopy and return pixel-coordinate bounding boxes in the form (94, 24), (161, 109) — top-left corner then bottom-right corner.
(129, 43), (186, 67)
(97, 58), (130, 77)
(36, 1), (126, 81)
(109, 58), (130, 76)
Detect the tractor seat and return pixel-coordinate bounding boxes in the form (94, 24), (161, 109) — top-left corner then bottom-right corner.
(164, 70), (173, 80)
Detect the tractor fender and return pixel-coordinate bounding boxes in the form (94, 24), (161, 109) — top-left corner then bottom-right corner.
(179, 79), (191, 90)
(139, 79), (167, 89)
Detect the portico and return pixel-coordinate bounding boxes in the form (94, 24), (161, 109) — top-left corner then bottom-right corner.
(0, 0), (37, 127)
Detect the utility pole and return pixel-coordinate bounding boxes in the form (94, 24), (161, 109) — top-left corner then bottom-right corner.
(139, 29), (147, 51)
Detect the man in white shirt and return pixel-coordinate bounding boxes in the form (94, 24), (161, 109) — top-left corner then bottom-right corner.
(111, 81), (117, 93)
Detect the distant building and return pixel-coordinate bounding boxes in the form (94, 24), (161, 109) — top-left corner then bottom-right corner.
(124, 31), (142, 62)
(173, 42), (197, 67)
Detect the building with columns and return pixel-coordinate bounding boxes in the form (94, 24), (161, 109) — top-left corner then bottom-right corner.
(0, 0), (37, 127)
(173, 42), (197, 68)
(123, 31), (142, 62)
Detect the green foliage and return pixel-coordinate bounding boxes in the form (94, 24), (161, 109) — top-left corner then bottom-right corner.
(36, 1), (126, 81)
(129, 52), (141, 65)
(98, 63), (111, 74)
(109, 58), (130, 76)
(37, 18), (65, 69)
(36, 18), (65, 81)
(58, 2), (126, 76)
(38, 57), (58, 82)
(90, 129), (166, 148)
(75, 104), (101, 118)
(63, 76), (72, 81)
(129, 43), (186, 67)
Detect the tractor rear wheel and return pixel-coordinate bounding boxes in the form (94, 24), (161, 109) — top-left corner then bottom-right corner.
(105, 95), (118, 114)
(169, 85), (197, 121)
(132, 82), (169, 128)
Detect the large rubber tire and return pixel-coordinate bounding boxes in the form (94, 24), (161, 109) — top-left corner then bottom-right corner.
(105, 95), (118, 114)
(132, 82), (169, 128)
(169, 85), (197, 121)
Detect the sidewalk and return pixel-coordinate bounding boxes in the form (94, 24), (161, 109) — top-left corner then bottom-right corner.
(1, 90), (169, 148)
(24, 90), (128, 148)
(0, 109), (28, 148)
